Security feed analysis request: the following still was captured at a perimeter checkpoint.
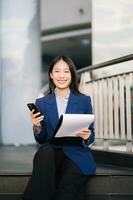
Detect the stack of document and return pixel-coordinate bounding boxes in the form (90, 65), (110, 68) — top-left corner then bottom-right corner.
(54, 114), (94, 138)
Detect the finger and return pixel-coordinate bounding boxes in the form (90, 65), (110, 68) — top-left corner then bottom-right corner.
(81, 128), (91, 132)
(76, 132), (90, 138)
(76, 133), (89, 140)
(83, 135), (89, 140)
(83, 129), (90, 132)
(75, 128), (89, 133)
(37, 116), (44, 121)
(33, 116), (44, 124)
(77, 131), (89, 135)
(34, 112), (42, 118)
(30, 110), (34, 118)
(31, 109), (35, 114)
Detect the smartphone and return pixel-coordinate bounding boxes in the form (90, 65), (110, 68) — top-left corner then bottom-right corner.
(27, 103), (42, 117)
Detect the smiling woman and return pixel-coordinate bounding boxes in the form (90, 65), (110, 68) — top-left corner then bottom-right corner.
(48, 55), (80, 94)
(50, 59), (72, 92)
(22, 55), (96, 200)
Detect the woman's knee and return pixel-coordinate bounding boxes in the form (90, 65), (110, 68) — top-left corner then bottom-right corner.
(33, 145), (54, 164)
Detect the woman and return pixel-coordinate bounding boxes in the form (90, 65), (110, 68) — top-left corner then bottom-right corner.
(23, 56), (96, 200)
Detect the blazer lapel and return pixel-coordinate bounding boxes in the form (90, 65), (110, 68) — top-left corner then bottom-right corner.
(45, 92), (79, 129)
(65, 92), (79, 114)
(45, 93), (59, 129)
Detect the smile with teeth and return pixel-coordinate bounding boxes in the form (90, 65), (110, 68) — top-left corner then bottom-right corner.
(57, 80), (67, 84)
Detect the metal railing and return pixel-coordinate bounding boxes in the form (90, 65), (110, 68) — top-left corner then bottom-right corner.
(78, 54), (133, 152)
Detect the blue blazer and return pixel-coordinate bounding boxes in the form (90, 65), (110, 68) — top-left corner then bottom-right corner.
(34, 92), (96, 175)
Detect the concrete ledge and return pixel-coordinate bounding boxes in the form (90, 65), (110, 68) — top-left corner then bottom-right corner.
(0, 174), (133, 194)
(92, 150), (133, 168)
(0, 193), (133, 200)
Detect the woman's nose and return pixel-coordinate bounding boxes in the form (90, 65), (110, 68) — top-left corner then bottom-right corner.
(59, 72), (65, 78)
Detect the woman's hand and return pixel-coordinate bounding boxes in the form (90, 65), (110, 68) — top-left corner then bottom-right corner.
(75, 128), (91, 140)
(30, 110), (44, 135)
(30, 109), (44, 127)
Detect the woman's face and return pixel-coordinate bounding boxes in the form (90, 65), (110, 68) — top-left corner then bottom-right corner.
(50, 60), (72, 90)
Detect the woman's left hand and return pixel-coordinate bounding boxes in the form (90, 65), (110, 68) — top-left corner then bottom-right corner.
(75, 128), (91, 140)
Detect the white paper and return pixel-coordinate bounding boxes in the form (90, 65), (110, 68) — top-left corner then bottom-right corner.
(55, 114), (94, 138)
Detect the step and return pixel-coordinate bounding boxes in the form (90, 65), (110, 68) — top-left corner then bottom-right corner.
(0, 175), (30, 194)
(0, 174), (133, 195)
(1, 166), (133, 193)
(0, 194), (133, 200)
(0, 146), (133, 199)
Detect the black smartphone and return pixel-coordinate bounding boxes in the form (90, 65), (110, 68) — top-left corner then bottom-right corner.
(27, 103), (42, 117)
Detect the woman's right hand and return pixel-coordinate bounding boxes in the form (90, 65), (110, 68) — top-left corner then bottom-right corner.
(30, 109), (44, 127)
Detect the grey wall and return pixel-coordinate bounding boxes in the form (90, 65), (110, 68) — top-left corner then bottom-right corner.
(41, 0), (91, 30)
(92, 0), (133, 78)
(92, 0), (133, 63)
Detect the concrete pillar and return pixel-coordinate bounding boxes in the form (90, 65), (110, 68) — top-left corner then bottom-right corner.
(0, 0), (41, 145)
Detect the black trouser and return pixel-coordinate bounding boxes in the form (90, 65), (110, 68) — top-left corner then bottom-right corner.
(23, 145), (89, 200)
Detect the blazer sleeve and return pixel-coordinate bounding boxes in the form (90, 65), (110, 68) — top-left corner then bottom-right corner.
(84, 96), (95, 145)
(33, 99), (49, 144)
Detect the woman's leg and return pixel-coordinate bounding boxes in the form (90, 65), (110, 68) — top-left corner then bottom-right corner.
(55, 154), (89, 200)
(23, 145), (56, 200)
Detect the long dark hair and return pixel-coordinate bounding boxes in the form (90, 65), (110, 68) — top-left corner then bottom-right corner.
(48, 55), (81, 94)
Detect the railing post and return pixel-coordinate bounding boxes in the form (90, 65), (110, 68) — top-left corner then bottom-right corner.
(103, 139), (109, 151)
(126, 141), (132, 152)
